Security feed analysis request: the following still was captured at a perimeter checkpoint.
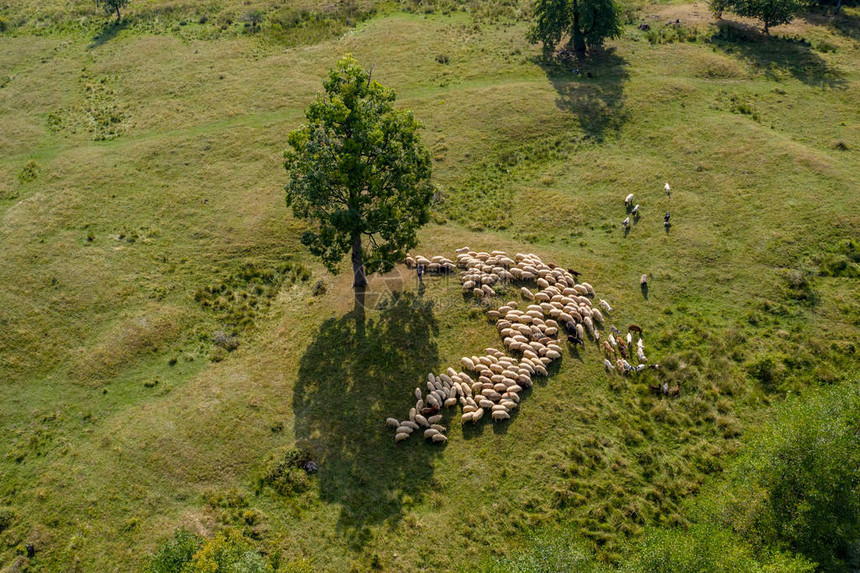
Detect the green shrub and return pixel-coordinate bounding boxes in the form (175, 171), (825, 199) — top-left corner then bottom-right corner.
(819, 254), (858, 277)
(723, 384), (860, 571)
(185, 529), (272, 573)
(619, 523), (813, 572)
(0, 507), (15, 533)
(744, 353), (784, 390)
(147, 528), (203, 573)
(784, 269), (815, 302)
(258, 445), (315, 497)
(18, 159), (39, 183)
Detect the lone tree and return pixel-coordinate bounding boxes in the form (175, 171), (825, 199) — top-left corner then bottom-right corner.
(711, 0), (801, 33)
(529, 0), (622, 54)
(284, 56), (433, 289)
(95, 0), (130, 23)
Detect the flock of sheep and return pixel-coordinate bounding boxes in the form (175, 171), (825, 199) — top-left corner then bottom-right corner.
(388, 248), (656, 444)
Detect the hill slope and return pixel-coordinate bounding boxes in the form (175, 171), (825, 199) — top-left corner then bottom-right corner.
(0, 1), (858, 570)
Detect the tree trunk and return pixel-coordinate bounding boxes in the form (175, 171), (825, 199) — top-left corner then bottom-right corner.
(571, 0), (587, 53)
(351, 234), (367, 289)
(115, 6), (121, 23)
(834, 0), (842, 15)
(763, 20), (769, 34)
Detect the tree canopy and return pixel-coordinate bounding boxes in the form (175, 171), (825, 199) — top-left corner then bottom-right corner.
(710, 0), (802, 32)
(284, 56), (433, 288)
(95, 0), (130, 23)
(529, 0), (622, 54)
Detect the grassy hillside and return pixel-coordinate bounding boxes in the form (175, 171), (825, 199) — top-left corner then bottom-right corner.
(0, 0), (858, 570)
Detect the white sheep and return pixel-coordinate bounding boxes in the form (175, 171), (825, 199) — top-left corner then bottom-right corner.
(604, 359), (614, 372)
(625, 193), (634, 206)
(599, 299), (612, 312)
(386, 418), (400, 428)
(622, 216), (630, 228)
(631, 204), (639, 216)
(664, 182), (671, 195)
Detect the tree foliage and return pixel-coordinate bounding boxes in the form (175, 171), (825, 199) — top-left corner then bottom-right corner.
(529, 0), (622, 54)
(95, 0), (130, 23)
(715, 384), (860, 571)
(710, 0), (802, 32)
(284, 56), (433, 288)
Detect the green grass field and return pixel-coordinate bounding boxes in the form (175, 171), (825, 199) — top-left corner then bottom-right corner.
(0, 0), (858, 570)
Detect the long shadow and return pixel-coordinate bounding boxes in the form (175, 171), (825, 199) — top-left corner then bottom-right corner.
(801, 9), (860, 42)
(293, 290), (440, 548)
(89, 20), (130, 49)
(535, 47), (630, 142)
(711, 20), (845, 88)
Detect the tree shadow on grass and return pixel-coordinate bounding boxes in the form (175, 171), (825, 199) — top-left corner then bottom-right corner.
(801, 9), (860, 42)
(534, 47), (630, 142)
(711, 20), (846, 88)
(89, 20), (129, 49)
(293, 290), (441, 548)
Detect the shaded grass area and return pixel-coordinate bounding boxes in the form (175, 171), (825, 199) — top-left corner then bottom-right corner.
(0, 4), (858, 572)
(294, 291), (442, 547)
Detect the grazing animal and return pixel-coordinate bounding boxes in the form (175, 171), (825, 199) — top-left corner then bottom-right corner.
(626, 332), (632, 345)
(567, 333), (584, 347)
(599, 299), (612, 312)
(567, 268), (582, 277)
(602, 340), (614, 356)
(649, 382), (680, 397)
(622, 216), (630, 228)
(664, 182), (671, 195)
(610, 325), (621, 336)
(664, 212), (670, 223)
(628, 324), (643, 335)
(625, 193), (634, 206)
(631, 204), (640, 216)
(616, 336), (628, 358)
(640, 274), (648, 286)
(604, 359), (614, 372)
